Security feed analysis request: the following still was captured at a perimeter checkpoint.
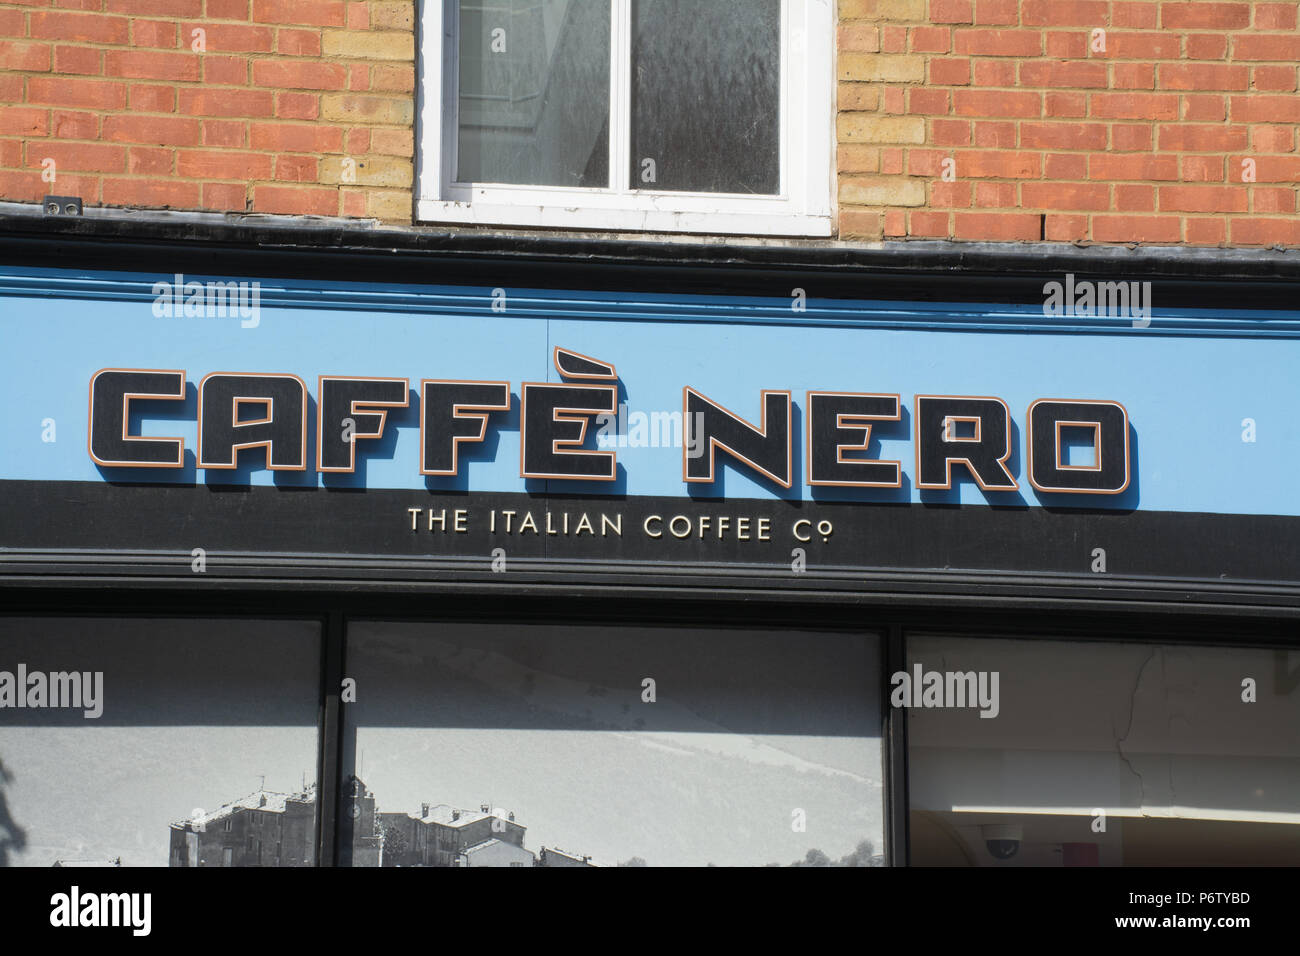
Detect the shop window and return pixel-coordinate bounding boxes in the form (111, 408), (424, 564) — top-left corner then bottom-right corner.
(0, 617), (321, 867)
(416, 0), (833, 236)
(905, 635), (1300, 866)
(342, 621), (883, 867)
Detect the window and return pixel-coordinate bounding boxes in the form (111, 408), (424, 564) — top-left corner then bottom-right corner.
(417, 0), (834, 236)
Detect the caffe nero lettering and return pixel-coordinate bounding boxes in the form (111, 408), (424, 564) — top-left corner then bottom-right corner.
(88, 347), (1130, 495)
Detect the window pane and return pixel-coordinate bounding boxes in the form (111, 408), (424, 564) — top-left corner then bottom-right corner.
(457, 0), (610, 188)
(906, 635), (1300, 866)
(0, 617), (321, 867)
(631, 0), (780, 195)
(342, 622), (883, 867)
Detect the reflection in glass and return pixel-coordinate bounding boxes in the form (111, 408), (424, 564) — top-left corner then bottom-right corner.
(342, 623), (883, 867)
(631, 0), (780, 194)
(457, 0), (610, 187)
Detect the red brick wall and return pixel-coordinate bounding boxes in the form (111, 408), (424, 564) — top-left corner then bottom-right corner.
(0, 0), (414, 221)
(838, 0), (1300, 246)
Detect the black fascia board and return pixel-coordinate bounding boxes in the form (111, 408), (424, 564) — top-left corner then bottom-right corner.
(1, 211), (1298, 308)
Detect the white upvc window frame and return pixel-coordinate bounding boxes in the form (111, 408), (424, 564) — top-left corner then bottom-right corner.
(416, 0), (834, 237)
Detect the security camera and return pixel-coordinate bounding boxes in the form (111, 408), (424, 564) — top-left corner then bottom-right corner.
(982, 824), (1022, 860)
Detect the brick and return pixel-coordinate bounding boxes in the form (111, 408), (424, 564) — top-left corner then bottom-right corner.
(1090, 92), (1179, 120)
(274, 91), (318, 119)
(974, 60), (1016, 86)
(909, 26), (949, 52)
(884, 209), (907, 236)
(1023, 181), (1109, 210)
(1111, 63), (1154, 89)
(1253, 66), (1298, 92)
(185, 22), (274, 52)
(1251, 125), (1295, 152)
(202, 181), (247, 210)
(1044, 152), (1087, 178)
(321, 28), (412, 60)
(1090, 153), (1179, 180)
(1110, 32), (1181, 59)
(837, 114), (926, 143)
(0, 41), (52, 72)
(974, 181), (1016, 206)
(953, 29), (1041, 56)
(953, 89), (1041, 117)
(274, 153), (318, 182)
(878, 0), (926, 16)
(277, 29), (322, 56)
(1250, 157), (1300, 183)
(204, 55), (248, 86)
(1112, 2), (1159, 27)
(202, 119), (245, 147)
(253, 0), (345, 27)
(929, 181), (973, 206)
(1160, 64), (1248, 91)
(1233, 35), (1300, 61)
(53, 45), (104, 76)
(961, 149), (1040, 177)
(51, 111), (97, 139)
(321, 93), (412, 126)
(953, 212), (1040, 240)
(103, 113), (201, 145)
(0, 171), (46, 203)
(974, 0), (1018, 25)
(1255, 3), (1298, 29)
(1160, 3), (1251, 30)
(30, 12), (129, 44)
(838, 209), (883, 240)
(345, 128), (369, 154)
(1044, 213), (1087, 240)
(908, 87), (950, 114)
(29, 141), (126, 173)
(1180, 155), (1224, 182)
(1185, 34), (1227, 59)
(105, 50), (200, 82)
(838, 0), (880, 16)
(1022, 0), (1109, 26)
(1044, 31), (1087, 57)
(346, 62), (367, 91)
(1185, 219), (1226, 244)
(909, 211), (951, 237)
(1115, 183), (1155, 211)
(105, 0), (202, 14)
(1158, 124), (1248, 151)
(1112, 124), (1153, 151)
(931, 118), (971, 146)
(1092, 215), (1181, 243)
(371, 64), (414, 93)
(132, 19), (177, 48)
(128, 145), (172, 175)
(102, 176), (201, 208)
(1018, 61), (1107, 88)
(1, 107), (50, 137)
(1021, 121), (1108, 150)
(973, 120), (1016, 146)
(128, 84), (175, 112)
(881, 25), (907, 53)
(880, 147), (903, 173)
(28, 76), (127, 110)
(249, 121), (344, 152)
(838, 145), (879, 175)
(931, 0), (973, 24)
(929, 57), (970, 85)
(370, 1), (414, 31)
(207, 0), (250, 18)
(1230, 219), (1300, 245)
(1252, 187), (1296, 212)
(1159, 185), (1247, 213)
(840, 53), (925, 82)
(179, 88), (274, 117)
(1044, 92), (1087, 117)
(0, 10), (22, 35)
(252, 183), (337, 215)
(320, 154), (410, 188)
(346, 0), (368, 30)
(1230, 95), (1300, 123)
(1182, 94), (1226, 121)
(177, 149), (273, 180)
(252, 59), (347, 90)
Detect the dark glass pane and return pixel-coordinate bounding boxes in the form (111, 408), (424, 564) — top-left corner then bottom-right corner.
(457, 0), (610, 188)
(631, 0), (780, 194)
